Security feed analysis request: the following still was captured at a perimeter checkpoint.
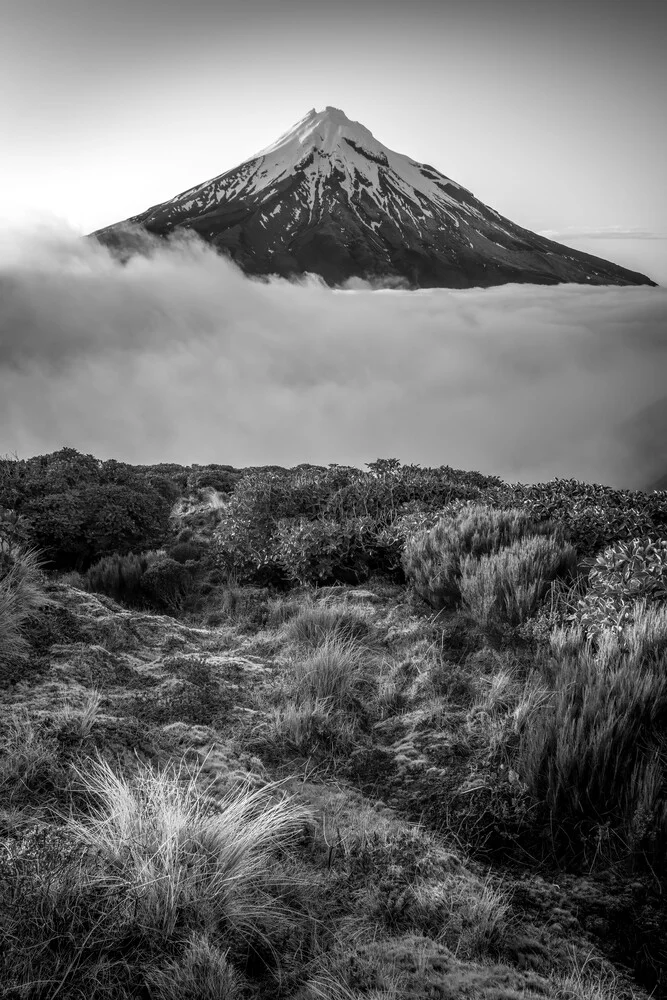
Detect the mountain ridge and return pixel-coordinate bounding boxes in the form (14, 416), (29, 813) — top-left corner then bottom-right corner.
(91, 106), (656, 289)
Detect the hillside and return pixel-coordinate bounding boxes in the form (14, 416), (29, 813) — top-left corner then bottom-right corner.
(2, 450), (667, 999)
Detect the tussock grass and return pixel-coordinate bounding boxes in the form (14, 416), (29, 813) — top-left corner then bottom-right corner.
(0, 708), (59, 812)
(266, 696), (342, 750)
(57, 688), (103, 739)
(514, 603), (667, 856)
(59, 750), (317, 947)
(283, 602), (372, 650)
(0, 546), (53, 671)
(288, 633), (369, 713)
(143, 931), (245, 1000)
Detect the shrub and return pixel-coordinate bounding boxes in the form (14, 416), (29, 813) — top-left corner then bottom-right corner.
(85, 552), (148, 605)
(460, 534), (577, 630)
(500, 478), (667, 558)
(402, 504), (565, 611)
(567, 537), (667, 643)
(169, 541), (205, 564)
(0, 449), (173, 570)
(274, 517), (374, 585)
(141, 556), (197, 612)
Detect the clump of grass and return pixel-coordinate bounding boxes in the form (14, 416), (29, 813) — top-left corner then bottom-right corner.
(57, 688), (103, 740)
(0, 545), (53, 674)
(60, 750), (316, 946)
(144, 931), (246, 1000)
(266, 594), (304, 628)
(283, 603), (372, 650)
(288, 633), (369, 713)
(514, 602), (667, 863)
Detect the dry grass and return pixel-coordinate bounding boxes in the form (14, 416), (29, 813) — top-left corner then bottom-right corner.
(58, 750), (317, 946)
(283, 602), (372, 650)
(513, 606), (667, 853)
(0, 546), (53, 670)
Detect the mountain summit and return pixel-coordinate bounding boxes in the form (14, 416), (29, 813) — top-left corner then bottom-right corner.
(91, 107), (655, 288)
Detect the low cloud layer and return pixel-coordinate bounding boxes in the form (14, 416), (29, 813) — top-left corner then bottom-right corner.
(1, 220), (666, 490)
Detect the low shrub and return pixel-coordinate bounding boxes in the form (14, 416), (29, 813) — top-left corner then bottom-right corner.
(402, 504), (565, 611)
(85, 552), (148, 605)
(141, 556), (197, 612)
(460, 534), (577, 631)
(169, 540), (205, 564)
(566, 537), (667, 643)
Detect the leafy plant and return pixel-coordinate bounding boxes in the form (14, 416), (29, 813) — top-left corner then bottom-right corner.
(568, 537), (667, 642)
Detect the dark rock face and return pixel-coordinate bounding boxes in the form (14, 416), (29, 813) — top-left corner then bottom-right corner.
(90, 107), (656, 290)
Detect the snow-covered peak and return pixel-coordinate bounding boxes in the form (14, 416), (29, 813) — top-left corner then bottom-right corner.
(254, 106), (379, 159)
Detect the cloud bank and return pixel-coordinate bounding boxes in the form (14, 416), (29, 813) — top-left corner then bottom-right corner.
(1, 220), (666, 491)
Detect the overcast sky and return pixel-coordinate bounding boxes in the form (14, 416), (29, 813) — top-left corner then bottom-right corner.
(2, 0), (665, 269)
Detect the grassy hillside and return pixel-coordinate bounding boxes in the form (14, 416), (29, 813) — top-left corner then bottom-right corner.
(1, 450), (667, 999)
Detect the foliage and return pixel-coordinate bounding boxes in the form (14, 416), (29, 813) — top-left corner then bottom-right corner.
(566, 537), (667, 642)
(515, 613), (667, 862)
(500, 478), (667, 558)
(169, 540), (206, 564)
(460, 534), (577, 630)
(402, 504), (566, 611)
(0, 449), (174, 570)
(273, 517), (374, 585)
(85, 552), (149, 605)
(0, 545), (52, 674)
(140, 556), (197, 612)
(211, 461), (510, 586)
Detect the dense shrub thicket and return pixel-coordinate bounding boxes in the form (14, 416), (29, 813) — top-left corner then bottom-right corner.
(0, 449), (174, 570)
(211, 460), (505, 586)
(85, 551), (197, 612)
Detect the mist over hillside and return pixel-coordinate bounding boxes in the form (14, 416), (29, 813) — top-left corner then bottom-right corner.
(1, 221), (665, 491)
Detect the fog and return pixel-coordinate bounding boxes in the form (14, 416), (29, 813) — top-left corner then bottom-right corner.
(1, 220), (666, 490)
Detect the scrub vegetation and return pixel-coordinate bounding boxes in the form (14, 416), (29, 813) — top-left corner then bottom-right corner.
(1, 448), (666, 999)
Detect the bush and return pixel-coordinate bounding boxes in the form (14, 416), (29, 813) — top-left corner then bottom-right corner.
(402, 504), (565, 611)
(274, 517), (374, 585)
(169, 541), (205, 564)
(0, 449), (173, 570)
(460, 534), (577, 630)
(500, 478), (667, 558)
(567, 537), (667, 643)
(85, 552), (148, 605)
(141, 556), (197, 612)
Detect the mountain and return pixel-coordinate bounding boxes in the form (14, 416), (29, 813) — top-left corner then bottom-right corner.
(90, 106), (656, 289)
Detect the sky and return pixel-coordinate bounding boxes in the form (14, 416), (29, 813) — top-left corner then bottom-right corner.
(1, 0), (666, 486)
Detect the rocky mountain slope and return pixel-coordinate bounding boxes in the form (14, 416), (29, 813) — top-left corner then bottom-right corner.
(90, 106), (656, 289)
